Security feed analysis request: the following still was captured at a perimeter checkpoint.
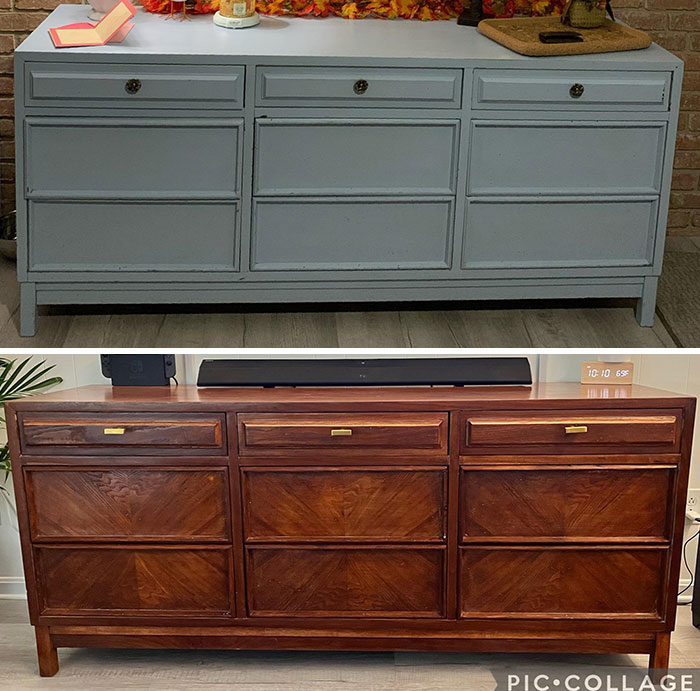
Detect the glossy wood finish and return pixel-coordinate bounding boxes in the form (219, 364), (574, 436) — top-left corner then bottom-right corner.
(19, 412), (226, 456)
(462, 410), (681, 454)
(34, 625), (58, 677)
(25, 468), (230, 542)
(246, 546), (445, 617)
(459, 546), (666, 618)
(459, 466), (672, 542)
(3, 383), (695, 677)
(242, 467), (446, 542)
(238, 413), (448, 456)
(35, 546), (233, 616)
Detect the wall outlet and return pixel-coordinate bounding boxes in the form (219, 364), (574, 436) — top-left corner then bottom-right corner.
(687, 488), (700, 510)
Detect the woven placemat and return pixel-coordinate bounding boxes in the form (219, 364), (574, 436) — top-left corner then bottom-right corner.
(478, 16), (652, 56)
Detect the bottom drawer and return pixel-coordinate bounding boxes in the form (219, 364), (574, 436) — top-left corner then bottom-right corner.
(247, 546), (445, 617)
(251, 199), (453, 271)
(28, 201), (238, 272)
(459, 547), (665, 618)
(462, 199), (657, 269)
(35, 546), (233, 616)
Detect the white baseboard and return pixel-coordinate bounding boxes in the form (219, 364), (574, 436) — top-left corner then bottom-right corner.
(0, 576), (26, 599)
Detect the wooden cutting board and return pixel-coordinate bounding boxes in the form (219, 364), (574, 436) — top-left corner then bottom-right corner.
(478, 16), (652, 56)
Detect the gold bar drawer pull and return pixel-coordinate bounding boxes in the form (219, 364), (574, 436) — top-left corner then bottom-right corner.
(103, 427), (126, 435)
(330, 428), (353, 437)
(565, 425), (588, 434)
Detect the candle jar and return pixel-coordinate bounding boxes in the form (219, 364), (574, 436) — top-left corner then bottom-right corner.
(220, 0), (256, 18)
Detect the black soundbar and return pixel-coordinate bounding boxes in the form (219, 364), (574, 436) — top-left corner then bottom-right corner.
(197, 357), (532, 387)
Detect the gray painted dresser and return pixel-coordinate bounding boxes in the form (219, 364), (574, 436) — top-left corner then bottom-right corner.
(14, 6), (683, 336)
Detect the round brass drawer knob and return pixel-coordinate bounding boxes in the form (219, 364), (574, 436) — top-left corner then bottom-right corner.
(569, 83), (584, 99)
(353, 79), (369, 95)
(125, 78), (142, 95)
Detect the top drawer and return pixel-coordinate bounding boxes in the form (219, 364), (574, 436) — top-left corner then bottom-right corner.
(473, 69), (671, 111)
(238, 413), (448, 458)
(19, 413), (227, 456)
(256, 67), (462, 108)
(461, 409), (682, 455)
(24, 63), (244, 109)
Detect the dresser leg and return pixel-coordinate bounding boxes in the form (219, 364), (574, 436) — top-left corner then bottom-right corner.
(649, 631), (670, 683)
(635, 276), (658, 327)
(35, 626), (58, 677)
(20, 282), (37, 337)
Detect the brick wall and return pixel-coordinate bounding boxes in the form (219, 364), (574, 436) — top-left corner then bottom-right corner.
(0, 2), (699, 235)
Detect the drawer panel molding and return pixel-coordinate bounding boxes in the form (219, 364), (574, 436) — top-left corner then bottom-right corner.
(26, 63), (245, 109)
(35, 546), (233, 616)
(468, 121), (665, 197)
(243, 467), (446, 542)
(238, 413), (449, 456)
(26, 468), (231, 541)
(254, 119), (459, 197)
(460, 467), (672, 542)
(256, 66), (462, 108)
(461, 410), (681, 454)
(19, 413), (227, 455)
(473, 69), (671, 111)
(460, 546), (666, 618)
(247, 546), (445, 617)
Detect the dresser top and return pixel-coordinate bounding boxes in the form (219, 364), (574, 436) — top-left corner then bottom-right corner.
(16, 5), (681, 68)
(7, 382), (695, 412)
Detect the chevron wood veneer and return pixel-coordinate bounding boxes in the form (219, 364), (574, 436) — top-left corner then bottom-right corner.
(4, 382), (696, 678)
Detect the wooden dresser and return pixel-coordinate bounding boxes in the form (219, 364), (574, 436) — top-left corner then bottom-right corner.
(5, 383), (695, 677)
(14, 7), (683, 336)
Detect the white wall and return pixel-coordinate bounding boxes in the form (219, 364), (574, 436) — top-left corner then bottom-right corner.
(1, 352), (698, 597)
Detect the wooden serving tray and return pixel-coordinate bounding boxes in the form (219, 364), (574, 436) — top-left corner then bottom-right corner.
(478, 16), (652, 56)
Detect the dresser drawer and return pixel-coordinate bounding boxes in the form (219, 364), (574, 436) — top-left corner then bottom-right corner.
(25, 63), (244, 109)
(256, 66), (462, 108)
(26, 468), (230, 541)
(19, 413), (226, 456)
(28, 201), (239, 273)
(247, 546), (445, 617)
(251, 199), (453, 272)
(242, 467), (446, 542)
(460, 467), (672, 542)
(459, 547), (665, 618)
(254, 119), (458, 196)
(238, 413), (448, 457)
(462, 198), (657, 270)
(461, 410), (681, 454)
(473, 69), (671, 111)
(468, 121), (665, 196)
(35, 546), (232, 616)
(26, 118), (242, 197)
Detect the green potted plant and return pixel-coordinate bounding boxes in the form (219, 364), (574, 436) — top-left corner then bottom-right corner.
(0, 357), (62, 519)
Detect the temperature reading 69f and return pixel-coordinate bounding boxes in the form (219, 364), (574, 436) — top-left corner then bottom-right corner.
(581, 361), (634, 385)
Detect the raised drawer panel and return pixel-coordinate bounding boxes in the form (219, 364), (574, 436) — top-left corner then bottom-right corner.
(25, 63), (245, 109)
(459, 547), (665, 618)
(238, 413), (448, 456)
(473, 69), (671, 111)
(28, 201), (238, 273)
(462, 199), (657, 269)
(26, 468), (230, 541)
(461, 410), (681, 454)
(35, 546), (233, 615)
(242, 467), (446, 542)
(26, 118), (242, 197)
(256, 67), (462, 108)
(252, 199), (453, 271)
(469, 121), (665, 196)
(19, 413), (227, 456)
(460, 467), (671, 541)
(254, 119), (458, 196)
(247, 547), (445, 617)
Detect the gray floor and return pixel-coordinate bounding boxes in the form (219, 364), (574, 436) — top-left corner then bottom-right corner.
(3, 240), (700, 347)
(1, 599), (698, 690)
